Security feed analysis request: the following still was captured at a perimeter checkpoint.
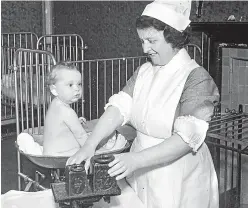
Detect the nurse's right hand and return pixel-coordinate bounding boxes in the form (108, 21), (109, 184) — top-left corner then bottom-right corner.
(66, 144), (95, 173)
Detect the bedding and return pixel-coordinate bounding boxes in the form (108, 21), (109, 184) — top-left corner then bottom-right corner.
(1, 73), (51, 106)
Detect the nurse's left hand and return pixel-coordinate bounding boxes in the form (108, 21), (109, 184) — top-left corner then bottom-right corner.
(108, 152), (141, 180)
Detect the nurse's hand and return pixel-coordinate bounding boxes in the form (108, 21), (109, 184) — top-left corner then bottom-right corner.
(108, 152), (142, 180)
(66, 145), (95, 173)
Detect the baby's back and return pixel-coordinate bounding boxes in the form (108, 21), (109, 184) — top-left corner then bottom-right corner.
(43, 99), (80, 156)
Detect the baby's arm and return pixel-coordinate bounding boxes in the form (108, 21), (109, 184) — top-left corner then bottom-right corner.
(63, 108), (88, 146)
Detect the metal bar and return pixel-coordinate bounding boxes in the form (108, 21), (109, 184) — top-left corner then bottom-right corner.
(63, 36), (66, 60)
(223, 122), (228, 207)
(201, 32), (204, 69)
(36, 53), (41, 131)
(30, 51), (35, 131)
(14, 50), (21, 190)
(70, 56), (147, 64)
(81, 62), (84, 117)
(209, 113), (247, 125)
(24, 52), (29, 132)
(206, 141), (247, 154)
(18, 172), (47, 191)
(207, 133), (248, 147)
(125, 58), (128, 83)
(104, 60), (107, 105)
(111, 60), (114, 95)
(237, 106), (243, 206)
(36, 34), (84, 62)
(56, 36), (60, 61)
(96, 61), (99, 118)
(89, 62), (92, 120)
(69, 36), (72, 60)
(118, 59), (121, 92)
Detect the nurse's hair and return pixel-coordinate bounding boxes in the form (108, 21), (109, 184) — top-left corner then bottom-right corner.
(47, 62), (80, 86)
(136, 15), (190, 49)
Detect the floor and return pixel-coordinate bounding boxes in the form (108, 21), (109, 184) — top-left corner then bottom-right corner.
(1, 135), (18, 193)
(1, 135), (51, 194)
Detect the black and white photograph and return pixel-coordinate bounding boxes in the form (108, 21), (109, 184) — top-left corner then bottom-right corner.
(1, 1), (248, 208)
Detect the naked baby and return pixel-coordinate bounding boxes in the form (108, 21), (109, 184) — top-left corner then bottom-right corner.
(43, 62), (88, 156)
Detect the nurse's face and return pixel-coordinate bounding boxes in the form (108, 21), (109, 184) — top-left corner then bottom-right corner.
(137, 27), (176, 66)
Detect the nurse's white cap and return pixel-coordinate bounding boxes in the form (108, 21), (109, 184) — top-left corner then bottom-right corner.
(141, 0), (192, 32)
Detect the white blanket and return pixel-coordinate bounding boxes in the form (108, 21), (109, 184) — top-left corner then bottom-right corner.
(1, 189), (59, 208)
(1, 180), (144, 208)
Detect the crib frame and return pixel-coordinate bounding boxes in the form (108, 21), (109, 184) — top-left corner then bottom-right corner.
(2, 33), (87, 138)
(1, 32), (39, 131)
(69, 56), (148, 120)
(1, 32), (39, 48)
(185, 43), (202, 63)
(206, 104), (248, 208)
(37, 34), (87, 62)
(13, 48), (57, 190)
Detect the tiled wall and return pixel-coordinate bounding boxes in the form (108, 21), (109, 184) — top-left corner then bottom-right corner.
(221, 47), (248, 112)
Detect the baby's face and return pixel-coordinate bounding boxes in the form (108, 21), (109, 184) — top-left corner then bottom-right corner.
(54, 69), (82, 104)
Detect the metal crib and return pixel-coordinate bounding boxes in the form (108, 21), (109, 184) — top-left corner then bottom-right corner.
(1, 32), (38, 137)
(69, 56), (148, 120)
(1, 33), (87, 138)
(206, 104), (248, 208)
(13, 48), (57, 190)
(37, 34), (87, 62)
(36, 33), (88, 116)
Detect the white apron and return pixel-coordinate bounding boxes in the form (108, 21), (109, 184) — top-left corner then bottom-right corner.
(125, 49), (219, 208)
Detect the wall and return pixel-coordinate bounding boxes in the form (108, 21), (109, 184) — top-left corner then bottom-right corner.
(3, 1), (248, 59)
(1, 1), (43, 36)
(190, 1), (248, 22)
(52, 1), (248, 59)
(53, 1), (149, 59)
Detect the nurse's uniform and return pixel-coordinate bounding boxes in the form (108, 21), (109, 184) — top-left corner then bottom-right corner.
(99, 49), (219, 208)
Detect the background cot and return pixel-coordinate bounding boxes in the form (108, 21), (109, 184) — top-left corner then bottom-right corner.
(1, 33), (87, 137)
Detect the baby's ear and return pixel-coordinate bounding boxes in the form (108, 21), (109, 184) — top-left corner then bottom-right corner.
(50, 85), (58, 96)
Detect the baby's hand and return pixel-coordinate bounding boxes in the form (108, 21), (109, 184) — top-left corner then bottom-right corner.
(79, 117), (87, 125)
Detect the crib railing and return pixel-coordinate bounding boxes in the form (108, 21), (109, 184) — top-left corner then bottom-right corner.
(14, 48), (56, 135)
(37, 34), (87, 62)
(13, 48), (56, 189)
(1, 47), (18, 124)
(1, 32), (39, 132)
(206, 104), (248, 208)
(1, 32), (38, 48)
(185, 43), (202, 64)
(69, 56), (148, 120)
(1, 33), (86, 138)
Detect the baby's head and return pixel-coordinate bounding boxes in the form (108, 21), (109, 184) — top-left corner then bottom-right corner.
(47, 62), (82, 104)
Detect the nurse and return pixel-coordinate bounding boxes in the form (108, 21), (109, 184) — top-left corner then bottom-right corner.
(67, 1), (220, 207)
